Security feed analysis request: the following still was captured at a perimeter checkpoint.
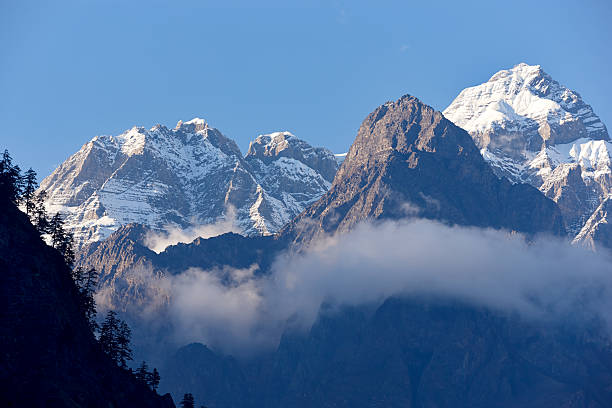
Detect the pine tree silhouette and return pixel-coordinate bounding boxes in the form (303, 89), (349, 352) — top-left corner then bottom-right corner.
(72, 266), (98, 333)
(180, 393), (195, 408)
(135, 361), (149, 383)
(22, 168), (38, 215)
(32, 190), (50, 234)
(0, 149), (23, 204)
(99, 311), (133, 368)
(149, 367), (160, 391)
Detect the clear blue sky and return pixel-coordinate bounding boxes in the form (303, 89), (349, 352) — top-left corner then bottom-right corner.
(1, 0), (611, 177)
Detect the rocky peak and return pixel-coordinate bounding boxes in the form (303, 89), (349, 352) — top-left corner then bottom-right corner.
(337, 94), (480, 181)
(246, 131), (338, 182)
(282, 95), (564, 244)
(174, 117), (209, 133)
(246, 131), (296, 159)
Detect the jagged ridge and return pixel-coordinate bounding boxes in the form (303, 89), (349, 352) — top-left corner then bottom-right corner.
(40, 120), (338, 247)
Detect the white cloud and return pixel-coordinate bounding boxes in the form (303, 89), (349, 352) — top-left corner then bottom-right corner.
(104, 219), (612, 356)
(144, 206), (240, 253)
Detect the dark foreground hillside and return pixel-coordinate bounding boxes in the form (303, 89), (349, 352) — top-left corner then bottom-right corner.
(0, 196), (175, 407)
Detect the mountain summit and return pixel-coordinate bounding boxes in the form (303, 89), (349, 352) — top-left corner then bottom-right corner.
(282, 94), (565, 244)
(444, 63), (611, 238)
(40, 120), (337, 247)
(444, 63), (608, 156)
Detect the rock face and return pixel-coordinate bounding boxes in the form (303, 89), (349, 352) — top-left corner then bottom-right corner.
(244, 132), (336, 233)
(282, 94), (565, 245)
(444, 63), (611, 236)
(0, 195), (175, 407)
(75, 224), (284, 312)
(573, 196), (612, 250)
(40, 120), (337, 247)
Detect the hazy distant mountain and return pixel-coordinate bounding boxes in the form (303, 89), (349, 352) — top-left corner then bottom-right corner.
(444, 63), (611, 237)
(40, 119), (337, 247)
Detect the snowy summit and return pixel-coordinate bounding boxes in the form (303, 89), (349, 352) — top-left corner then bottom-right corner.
(39, 119), (338, 247)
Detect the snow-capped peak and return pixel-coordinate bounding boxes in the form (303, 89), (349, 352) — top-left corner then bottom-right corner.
(444, 62), (609, 155)
(487, 62), (543, 84)
(255, 131), (295, 146)
(247, 131), (299, 159)
(116, 126), (147, 156)
(444, 63), (611, 238)
(175, 117), (209, 133)
(39, 119), (339, 247)
(185, 117), (206, 125)
(245, 131), (338, 181)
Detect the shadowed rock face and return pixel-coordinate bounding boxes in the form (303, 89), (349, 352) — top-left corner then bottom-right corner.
(162, 299), (612, 408)
(282, 95), (565, 245)
(0, 197), (175, 407)
(74, 224), (285, 313)
(573, 196), (612, 251)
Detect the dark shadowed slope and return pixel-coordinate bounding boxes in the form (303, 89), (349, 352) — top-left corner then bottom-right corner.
(0, 196), (175, 407)
(164, 298), (612, 408)
(281, 95), (565, 245)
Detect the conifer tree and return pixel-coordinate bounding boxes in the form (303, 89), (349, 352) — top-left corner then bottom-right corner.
(32, 190), (50, 234)
(72, 266), (98, 333)
(149, 367), (161, 391)
(99, 311), (132, 368)
(22, 168), (38, 215)
(72, 266), (86, 292)
(117, 319), (133, 368)
(180, 393), (195, 408)
(99, 311), (120, 364)
(82, 267), (98, 332)
(49, 213), (65, 248)
(60, 230), (75, 268)
(48, 213), (75, 267)
(0, 149), (23, 204)
(135, 361), (149, 383)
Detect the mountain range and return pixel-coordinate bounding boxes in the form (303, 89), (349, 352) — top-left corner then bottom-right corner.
(158, 93), (612, 407)
(42, 63), (612, 252)
(40, 120), (337, 247)
(31, 62), (612, 406)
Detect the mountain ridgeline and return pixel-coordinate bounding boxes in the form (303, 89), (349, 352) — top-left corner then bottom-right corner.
(40, 121), (337, 247)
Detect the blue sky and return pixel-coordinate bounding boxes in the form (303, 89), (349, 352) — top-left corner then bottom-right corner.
(1, 0), (611, 177)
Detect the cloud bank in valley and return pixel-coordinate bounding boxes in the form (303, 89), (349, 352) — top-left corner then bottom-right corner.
(102, 219), (612, 355)
(144, 207), (240, 253)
